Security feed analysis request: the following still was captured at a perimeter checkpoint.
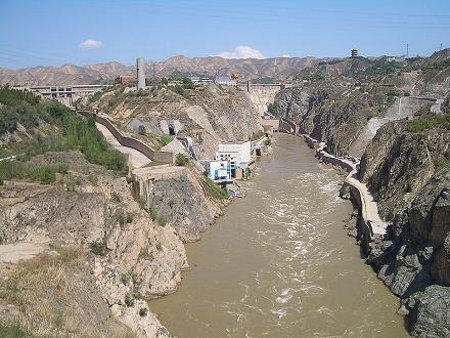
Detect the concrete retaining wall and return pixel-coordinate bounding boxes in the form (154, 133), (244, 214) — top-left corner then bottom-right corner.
(77, 111), (173, 164)
(279, 117), (297, 134)
(317, 152), (354, 173)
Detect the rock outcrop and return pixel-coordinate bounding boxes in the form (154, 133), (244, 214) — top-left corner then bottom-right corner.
(0, 152), (189, 336)
(357, 124), (450, 335)
(402, 285), (450, 337)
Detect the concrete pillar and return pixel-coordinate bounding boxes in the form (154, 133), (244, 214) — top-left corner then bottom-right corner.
(246, 80), (252, 93)
(136, 57), (146, 90)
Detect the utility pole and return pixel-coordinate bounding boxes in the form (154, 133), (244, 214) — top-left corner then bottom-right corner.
(440, 43), (443, 51)
(406, 43), (409, 58)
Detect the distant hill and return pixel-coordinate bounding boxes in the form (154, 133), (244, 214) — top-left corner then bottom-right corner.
(0, 56), (319, 86)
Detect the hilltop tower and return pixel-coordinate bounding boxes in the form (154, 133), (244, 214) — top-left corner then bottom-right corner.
(136, 57), (146, 90)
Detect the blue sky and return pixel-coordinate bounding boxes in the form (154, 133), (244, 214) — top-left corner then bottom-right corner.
(1, 0), (450, 69)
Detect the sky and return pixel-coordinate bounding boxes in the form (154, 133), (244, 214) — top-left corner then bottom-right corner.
(0, 0), (450, 69)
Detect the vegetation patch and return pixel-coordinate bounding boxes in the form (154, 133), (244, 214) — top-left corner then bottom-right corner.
(0, 247), (86, 336)
(175, 153), (190, 166)
(0, 160), (67, 183)
(200, 177), (229, 200)
(0, 320), (29, 338)
(0, 86), (127, 173)
(248, 130), (266, 141)
(158, 135), (172, 148)
(89, 240), (107, 256)
(406, 114), (450, 133)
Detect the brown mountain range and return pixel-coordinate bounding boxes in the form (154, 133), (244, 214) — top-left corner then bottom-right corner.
(0, 55), (319, 86)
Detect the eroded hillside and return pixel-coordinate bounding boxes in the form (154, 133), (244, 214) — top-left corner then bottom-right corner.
(86, 83), (262, 160)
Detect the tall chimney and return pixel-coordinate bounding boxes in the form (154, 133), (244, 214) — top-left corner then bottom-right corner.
(136, 57), (146, 90)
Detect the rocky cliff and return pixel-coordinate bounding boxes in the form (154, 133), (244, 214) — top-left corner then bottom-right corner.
(0, 150), (228, 336)
(355, 121), (450, 336)
(0, 151), (190, 336)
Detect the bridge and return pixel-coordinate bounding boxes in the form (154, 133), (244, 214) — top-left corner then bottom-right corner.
(15, 84), (112, 106)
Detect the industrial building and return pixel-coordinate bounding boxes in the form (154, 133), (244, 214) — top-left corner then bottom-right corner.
(215, 142), (252, 179)
(136, 57), (146, 90)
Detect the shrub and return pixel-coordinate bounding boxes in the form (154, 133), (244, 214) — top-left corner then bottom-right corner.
(175, 153), (190, 166)
(248, 130), (265, 141)
(117, 212), (134, 226)
(124, 292), (135, 307)
(156, 215), (167, 227)
(158, 135), (172, 147)
(88, 173), (98, 186)
(120, 273), (131, 285)
(89, 240), (107, 256)
(139, 308), (148, 317)
(111, 192), (122, 202)
(0, 86), (127, 173)
(124, 289), (142, 307)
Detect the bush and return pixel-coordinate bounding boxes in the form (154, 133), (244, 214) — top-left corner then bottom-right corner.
(158, 135), (172, 147)
(156, 215), (167, 227)
(111, 192), (122, 202)
(120, 273), (131, 285)
(175, 153), (190, 166)
(89, 240), (107, 256)
(139, 308), (148, 317)
(249, 130), (265, 141)
(124, 292), (135, 307)
(117, 212), (134, 226)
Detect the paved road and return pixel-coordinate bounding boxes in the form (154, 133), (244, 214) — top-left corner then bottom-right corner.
(95, 123), (151, 169)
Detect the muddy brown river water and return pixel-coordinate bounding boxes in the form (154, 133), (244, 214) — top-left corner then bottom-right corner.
(150, 133), (408, 338)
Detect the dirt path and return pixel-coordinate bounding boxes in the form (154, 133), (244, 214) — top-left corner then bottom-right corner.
(0, 242), (48, 264)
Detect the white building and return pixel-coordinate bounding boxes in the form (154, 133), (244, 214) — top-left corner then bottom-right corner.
(206, 160), (231, 181)
(215, 76), (237, 86)
(215, 142), (252, 177)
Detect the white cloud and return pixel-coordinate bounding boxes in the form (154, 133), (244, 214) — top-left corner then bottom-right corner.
(79, 39), (103, 49)
(217, 46), (265, 59)
(281, 54), (291, 58)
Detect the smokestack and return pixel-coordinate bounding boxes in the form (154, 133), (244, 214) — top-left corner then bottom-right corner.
(136, 57), (146, 90)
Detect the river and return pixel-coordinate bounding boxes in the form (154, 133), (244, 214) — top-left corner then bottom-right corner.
(149, 133), (408, 338)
